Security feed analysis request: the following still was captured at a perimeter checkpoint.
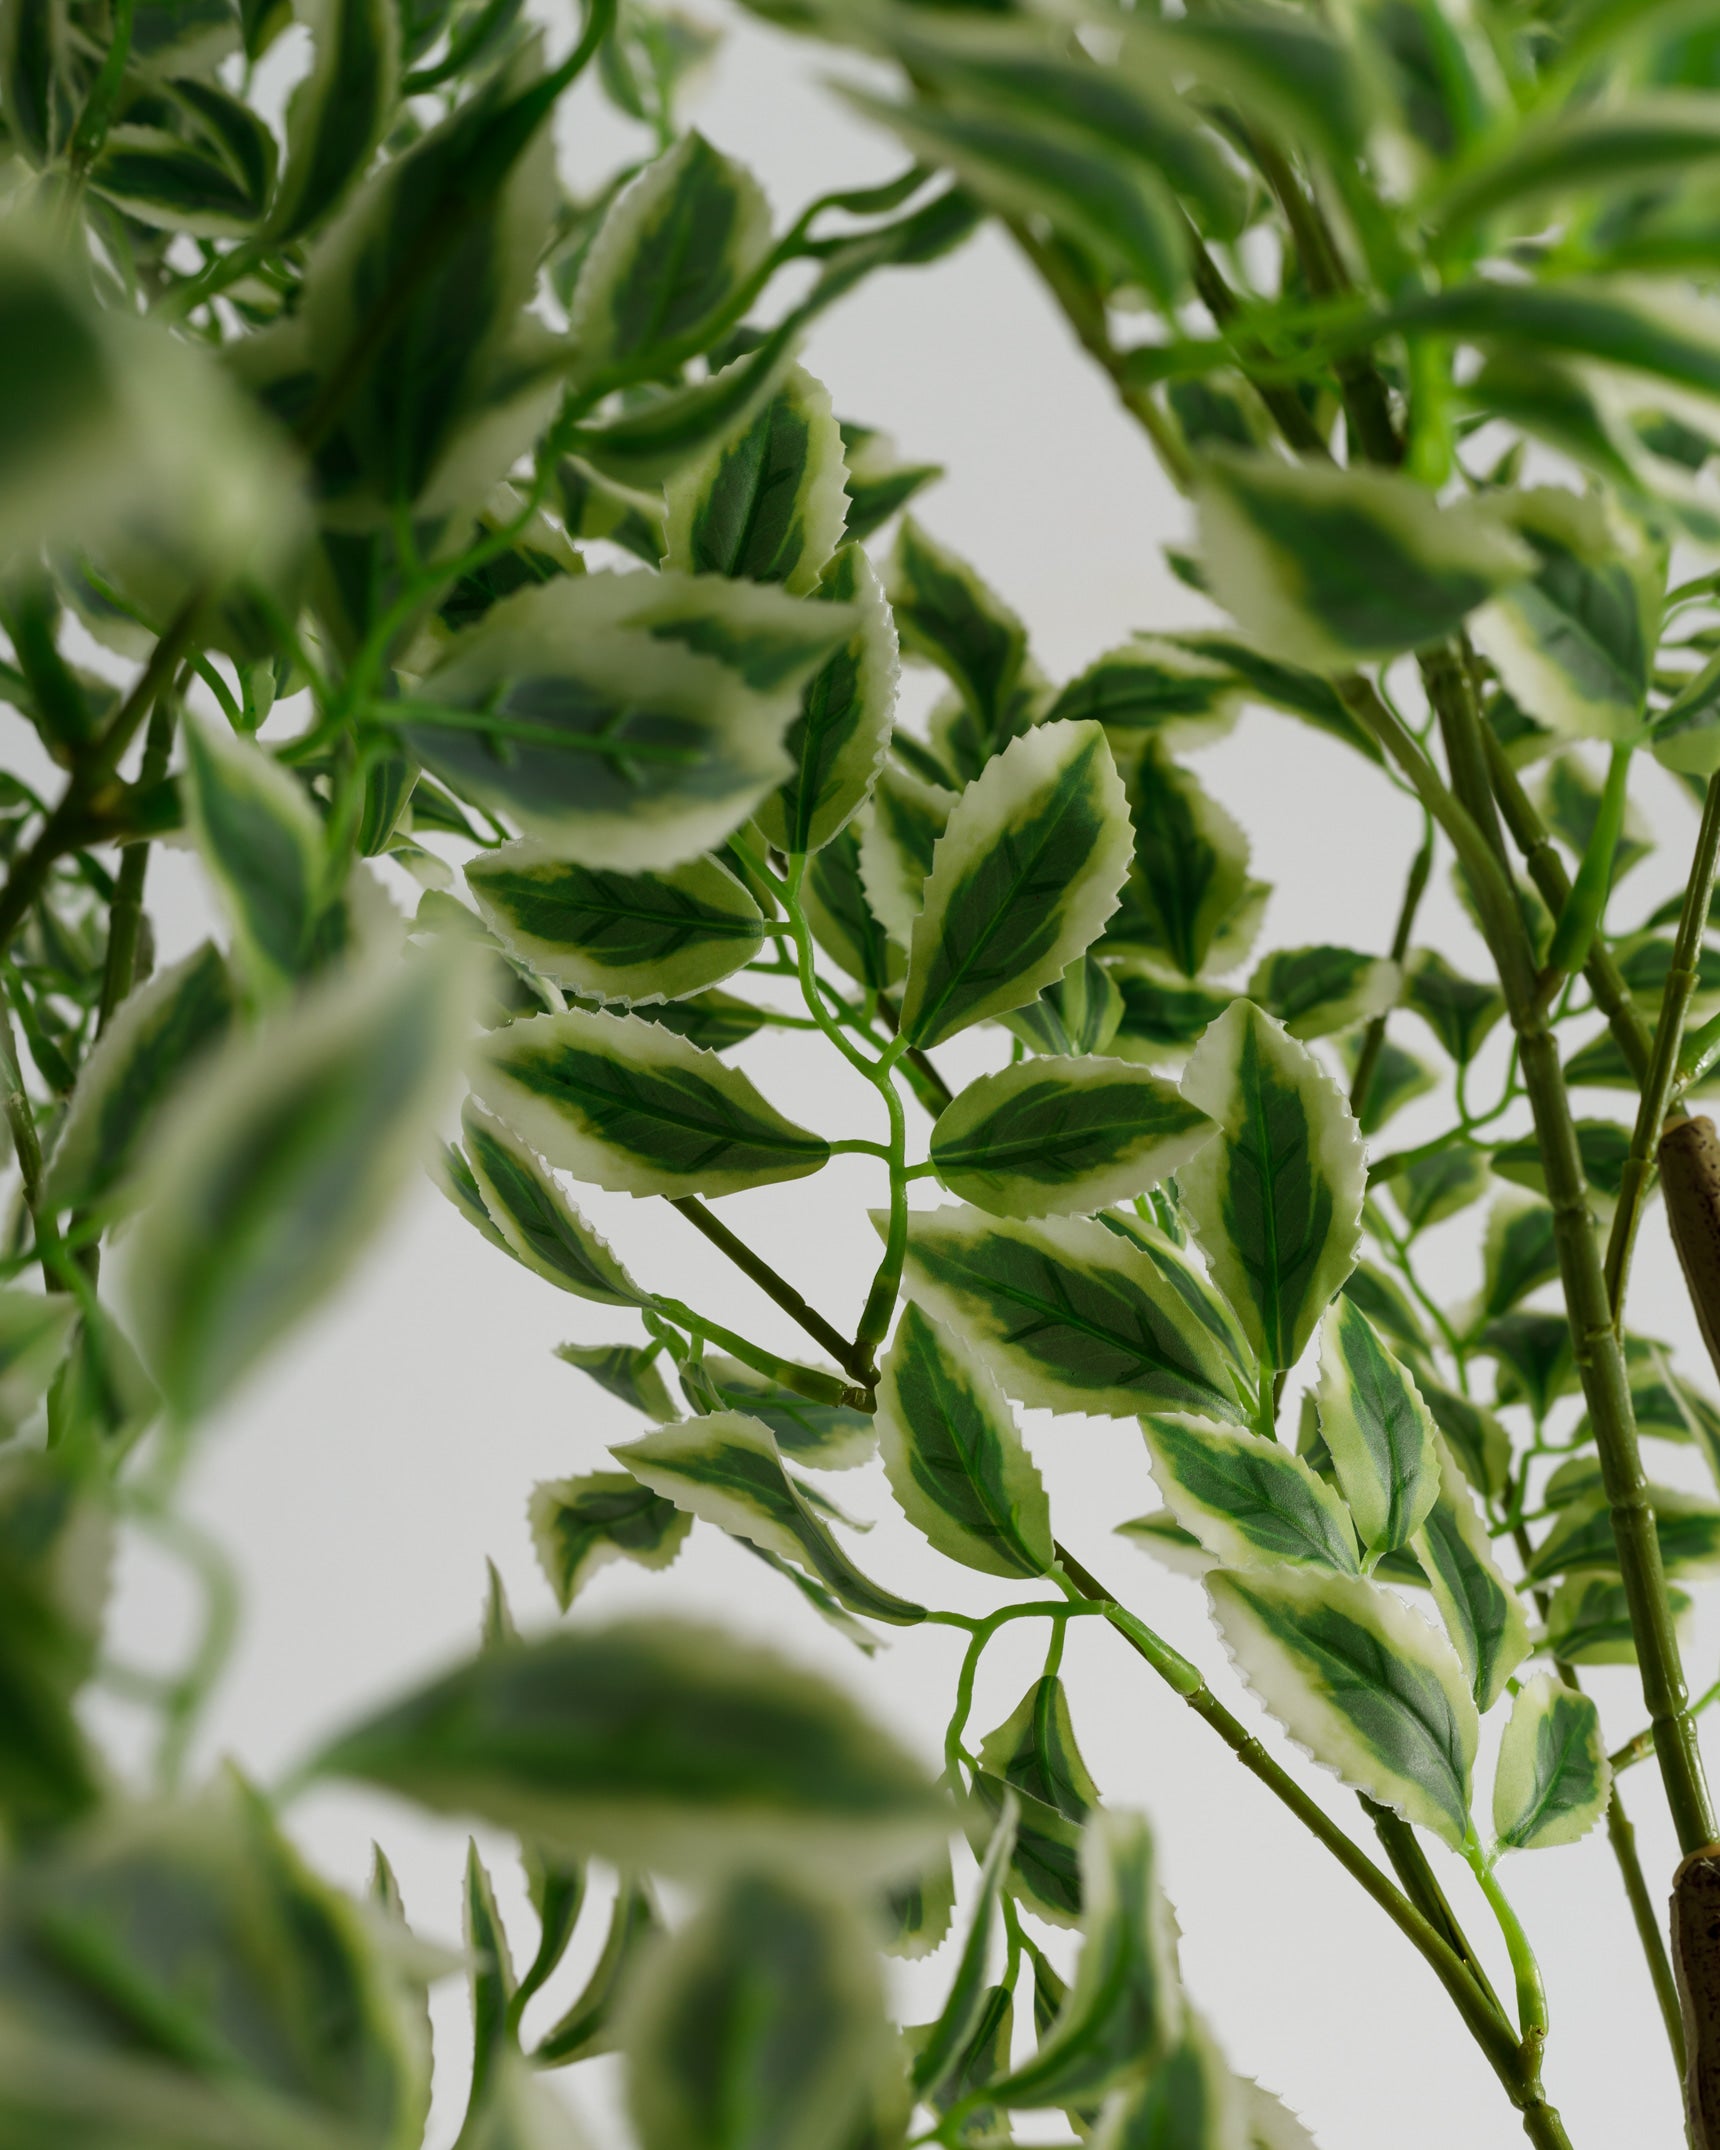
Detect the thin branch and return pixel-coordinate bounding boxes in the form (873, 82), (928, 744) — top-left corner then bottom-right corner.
(668, 1196), (876, 1387)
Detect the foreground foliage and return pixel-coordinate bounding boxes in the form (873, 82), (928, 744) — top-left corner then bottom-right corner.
(9, 0), (1720, 2145)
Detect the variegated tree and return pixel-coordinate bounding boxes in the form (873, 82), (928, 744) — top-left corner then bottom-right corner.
(7, 0), (1720, 2147)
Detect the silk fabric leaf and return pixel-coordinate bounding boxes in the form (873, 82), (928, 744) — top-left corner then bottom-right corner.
(459, 1101), (645, 1303)
(898, 1206), (1255, 1424)
(1314, 1297), (1441, 1561)
(1411, 1434), (1531, 1713)
(529, 1472), (693, 1610)
(986, 1811), (1181, 2108)
(472, 1004), (829, 1199)
(663, 361), (849, 595)
(399, 573), (858, 871)
(569, 131), (773, 379)
(1492, 1674), (1611, 1853)
(183, 714), (326, 995)
(316, 1616), (946, 1879)
(1196, 449), (1533, 671)
(929, 1055), (1213, 1220)
(466, 842), (765, 1003)
(614, 1412), (925, 1625)
(43, 940), (235, 1215)
(1143, 1413), (1360, 1576)
(901, 720), (1133, 1049)
(1207, 1566), (1477, 1848)
(754, 543), (898, 855)
(1180, 1002), (1366, 1374)
(125, 946), (475, 1420)
(875, 1303), (1053, 1579)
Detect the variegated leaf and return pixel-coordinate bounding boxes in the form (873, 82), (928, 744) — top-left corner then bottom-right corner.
(43, 941), (235, 1215)
(270, 0), (398, 241)
(886, 1844), (956, 1961)
(614, 1412), (925, 1625)
(1108, 746), (1250, 981)
(1388, 1147), (1493, 1236)
(535, 1879), (660, 2066)
(1208, 1566), (1478, 1848)
(684, 1354), (876, 1470)
(623, 1872), (892, 2150)
(466, 842), (765, 1004)
(1093, 2012), (1250, 2150)
(1003, 953), (1124, 1058)
(804, 820), (902, 990)
(755, 543), (898, 855)
(857, 764), (955, 943)
(458, 1101), (644, 1303)
(887, 519), (1029, 769)
(912, 1799), (1017, 2101)
(929, 1056), (1213, 1220)
(876, 1303), (1052, 1579)
(1047, 636), (1243, 760)
(1412, 1434), (1531, 1713)
(529, 1472), (692, 1610)
(0, 1295), (78, 1432)
(1314, 1297), (1440, 1561)
(1544, 1574), (1695, 1666)
(1493, 1674), (1610, 1853)
(663, 361), (849, 595)
(555, 1341), (678, 1421)
(569, 132), (772, 378)
(1525, 1485), (1720, 1583)
(1248, 946), (1399, 1043)
(1421, 1379), (1512, 1504)
(398, 573), (857, 872)
(898, 1206), (1255, 1425)
(1180, 1002), (1365, 1374)
(457, 1841), (515, 2143)
(1402, 949), (1505, 1066)
(1196, 449), (1532, 671)
(977, 1675), (1098, 1927)
(1478, 1189), (1559, 1319)
(987, 1811), (1181, 2108)
(183, 715), (326, 994)
(1143, 1413), (1360, 1576)
(900, 720), (1133, 1048)
(840, 422), (942, 546)
(472, 1005), (829, 1199)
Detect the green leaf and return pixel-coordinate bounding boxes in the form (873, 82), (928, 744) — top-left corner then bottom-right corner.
(1413, 1434), (1531, 1713)
(614, 1412), (925, 1625)
(977, 1675), (1099, 1926)
(843, 87), (1185, 309)
(857, 765), (955, 943)
(987, 1811), (1181, 2108)
(929, 1055), (1213, 1220)
(182, 716), (325, 995)
(1002, 953), (1125, 1058)
(455, 1842), (515, 2147)
(0, 1294), (77, 1436)
(914, 1979), (1012, 2142)
(556, 451), (666, 565)
(1107, 745), (1250, 981)
(898, 1207), (1255, 1425)
(43, 941), (235, 1215)
(125, 946), (476, 1420)
(1160, 632), (1383, 763)
(569, 131), (772, 378)
(0, 1767), (430, 2149)
(1245, 2082), (1322, 2150)
(1207, 1566), (1477, 1848)
(472, 1004), (829, 1199)
(90, 127), (264, 236)
(1143, 1412), (1360, 1575)
(1116, 1507), (1215, 1579)
(900, 720), (1133, 1049)
(1544, 1574), (1694, 1667)
(623, 1872), (891, 2150)
(1047, 636), (1242, 763)
(1469, 489), (1659, 742)
(569, 324), (802, 489)
(912, 1799), (1017, 2101)
(755, 543), (898, 855)
(466, 843), (765, 1004)
(1093, 2012), (1251, 2150)
(1480, 1310), (1577, 1421)
(398, 571), (858, 871)
(663, 362), (849, 595)
(631, 987), (766, 1055)
(534, 1879), (660, 2066)
(1420, 1379), (1512, 1504)
(875, 1302), (1053, 1579)
(804, 820), (902, 990)
(1540, 751), (1653, 885)
(1524, 1485), (1720, 1583)
(1345, 1034), (1437, 1136)
(270, 0), (400, 241)
(887, 520), (1029, 770)
(839, 421), (942, 546)
(685, 1354), (876, 1470)
(1248, 946), (1400, 1042)
(459, 1101), (645, 1304)
(1493, 1674), (1611, 1853)
(1314, 1297), (1440, 1561)
(1340, 1262), (1431, 1370)
(529, 1472), (693, 1610)
(1388, 1146), (1492, 1234)
(1180, 1001), (1366, 1374)
(886, 1848), (956, 1961)
(317, 1615), (947, 1879)
(555, 1340), (677, 1419)
(1108, 965), (1234, 1062)
(0, 1451), (106, 1829)
(1652, 649), (1720, 777)
(1195, 449), (1532, 671)
(1479, 1191), (1559, 1318)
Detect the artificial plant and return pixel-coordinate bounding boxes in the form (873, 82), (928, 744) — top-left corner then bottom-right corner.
(8, 0), (1720, 2146)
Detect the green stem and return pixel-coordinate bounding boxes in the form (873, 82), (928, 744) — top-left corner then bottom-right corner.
(1604, 768), (1720, 1321)
(647, 1297), (868, 1410)
(1466, 1831), (1549, 2062)
(1605, 1772), (1688, 2075)
(854, 1059), (908, 1363)
(1349, 822), (1434, 1123)
(67, 0), (136, 173)
(667, 1195), (875, 1386)
(1364, 1795), (1507, 2020)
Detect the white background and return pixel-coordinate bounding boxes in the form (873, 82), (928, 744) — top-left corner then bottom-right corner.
(76, 8), (1720, 2147)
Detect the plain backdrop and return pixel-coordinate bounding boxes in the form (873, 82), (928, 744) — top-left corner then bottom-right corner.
(73, 8), (1720, 2147)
